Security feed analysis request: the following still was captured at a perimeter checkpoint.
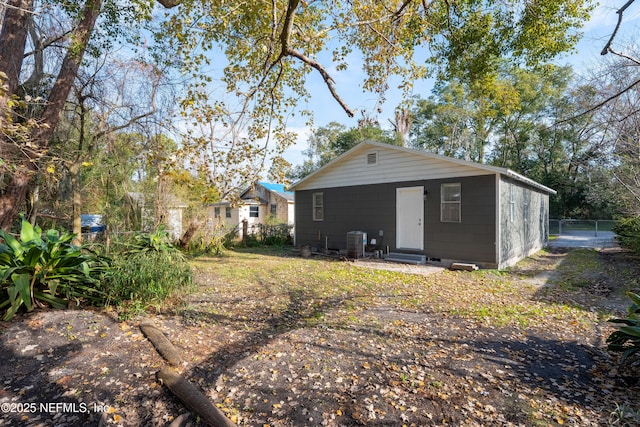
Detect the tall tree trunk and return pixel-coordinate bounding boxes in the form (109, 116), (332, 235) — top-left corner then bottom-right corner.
(0, 0), (102, 230)
(30, 0), (102, 148)
(0, 0), (33, 127)
(0, 0), (34, 230)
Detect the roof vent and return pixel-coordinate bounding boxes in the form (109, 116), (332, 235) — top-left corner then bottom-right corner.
(366, 152), (378, 165)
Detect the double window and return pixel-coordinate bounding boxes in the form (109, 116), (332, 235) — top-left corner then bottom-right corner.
(441, 183), (461, 223)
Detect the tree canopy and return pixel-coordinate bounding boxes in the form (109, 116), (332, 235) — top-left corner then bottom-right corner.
(0, 0), (596, 230)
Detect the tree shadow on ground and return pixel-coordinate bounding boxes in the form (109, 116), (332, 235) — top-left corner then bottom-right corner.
(0, 309), (175, 426)
(171, 281), (634, 426)
(163, 246), (640, 425)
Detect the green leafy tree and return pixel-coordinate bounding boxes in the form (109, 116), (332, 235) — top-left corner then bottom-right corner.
(289, 121), (396, 180)
(409, 80), (506, 162)
(0, 0), (165, 230)
(410, 65), (620, 218)
(161, 0), (593, 200)
(0, 0), (595, 229)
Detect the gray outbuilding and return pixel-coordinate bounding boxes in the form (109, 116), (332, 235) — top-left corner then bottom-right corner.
(289, 141), (556, 269)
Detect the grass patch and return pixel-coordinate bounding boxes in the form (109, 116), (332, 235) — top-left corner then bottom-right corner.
(187, 246), (600, 331)
(106, 250), (193, 319)
(554, 249), (601, 290)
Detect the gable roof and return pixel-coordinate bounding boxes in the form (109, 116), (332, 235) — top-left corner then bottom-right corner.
(289, 140), (556, 195)
(257, 181), (294, 201)
(238, 181), (294, 203)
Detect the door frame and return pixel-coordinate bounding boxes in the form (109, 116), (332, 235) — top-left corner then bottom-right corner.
(396, 186), (424, 250)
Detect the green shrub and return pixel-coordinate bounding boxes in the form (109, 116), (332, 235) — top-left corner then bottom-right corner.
(186, 223), (238, 255)
(260, 223), (293, 246)
(613, 217), (640, 254)
(105, 249), (193, 318)
(607, 292), (640, 375)
(129, 225), (178, 253)
(0, 218), (108, 320)
(241, 223), (293, 247)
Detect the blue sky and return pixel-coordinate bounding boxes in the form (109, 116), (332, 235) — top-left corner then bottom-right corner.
(281, 0), (640, 167)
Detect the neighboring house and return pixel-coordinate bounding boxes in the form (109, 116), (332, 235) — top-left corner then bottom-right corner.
(210, 182), (294, 236)
(289, 141), (556, 269)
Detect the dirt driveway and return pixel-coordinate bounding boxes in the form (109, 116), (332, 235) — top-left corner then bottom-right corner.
(548, 230), (618, 250)
(1, 246), (639, 426)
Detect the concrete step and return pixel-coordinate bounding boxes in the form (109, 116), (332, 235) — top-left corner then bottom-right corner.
(384, 252), (427, 265)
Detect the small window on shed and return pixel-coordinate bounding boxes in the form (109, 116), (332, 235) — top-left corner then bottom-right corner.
(225, 207), (232, 218)
(441, 183), (461, 223)
(313, 192), (324, 221)
(249, 206), (259, 218)
(509, 184), (515, 222)
(214, 207), (220, 218)
(366, 152), (378, 165)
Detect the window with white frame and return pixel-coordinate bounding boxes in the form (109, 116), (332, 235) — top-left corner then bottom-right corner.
(214, 207), (220, 218)
(313, 192), (324, 221)
(225, 207), (231, 218)
(441, 183), (461, 222)
(249, 206), (259, 218)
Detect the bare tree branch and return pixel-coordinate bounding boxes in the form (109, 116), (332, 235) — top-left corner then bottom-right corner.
(392, 0), (414, 21)
(286, 47), (354, 117)
(0, 0), (36, 14)
(605, 47), (640, 66)
(556, 77), (640, 125)
(278, 0), (354, 117)
(601, 0), (636, 55)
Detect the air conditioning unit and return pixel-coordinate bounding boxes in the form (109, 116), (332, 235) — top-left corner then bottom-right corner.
(347, 231), (367, 259)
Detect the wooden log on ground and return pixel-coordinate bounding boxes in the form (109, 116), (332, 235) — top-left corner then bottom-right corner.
(139, 320), (182, 366)
(168, 412), (195, 427)
(450, 262), (479, 271)
(158, 367), (237, 427)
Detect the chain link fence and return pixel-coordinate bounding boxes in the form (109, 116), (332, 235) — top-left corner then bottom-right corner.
(549, 219), (618, 236)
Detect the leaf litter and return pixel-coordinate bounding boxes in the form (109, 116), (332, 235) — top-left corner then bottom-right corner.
(0, 246), (639, 426)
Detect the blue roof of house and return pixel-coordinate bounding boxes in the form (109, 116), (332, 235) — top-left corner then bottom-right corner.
(257, 181), (294, 202)
(258, 182), (293, 194)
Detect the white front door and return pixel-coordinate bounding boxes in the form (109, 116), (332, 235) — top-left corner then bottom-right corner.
(396, 186), (424, 250)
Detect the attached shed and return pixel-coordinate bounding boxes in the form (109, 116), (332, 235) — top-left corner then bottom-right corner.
(289, 141), (556, 269)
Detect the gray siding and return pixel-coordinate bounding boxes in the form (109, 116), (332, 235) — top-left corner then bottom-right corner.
(295, 175), (497, 265)
(498, 176), (549, 268)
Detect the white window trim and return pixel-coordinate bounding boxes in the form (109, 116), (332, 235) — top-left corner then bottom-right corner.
(441, 183), (461, 223)
(313, 192), (324, 221)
